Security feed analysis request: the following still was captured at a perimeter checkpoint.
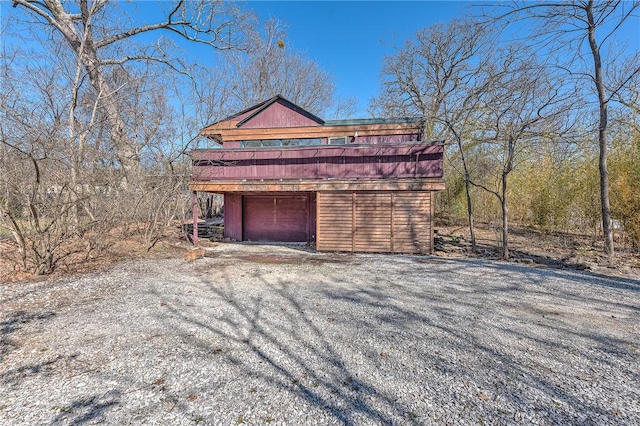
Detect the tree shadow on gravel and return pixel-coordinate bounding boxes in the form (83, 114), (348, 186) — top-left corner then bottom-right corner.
(152, 266), (419, 425)
(495, 257), (640, 292)
(415, 255), (640, 291)
(142, 253), (639, 424)
(0, 354), (76, 389)
(0, 310), (56, 363)
(49, 390), (121, 425)
(411, 256), (640, 308)
(319, 256), (639, 424)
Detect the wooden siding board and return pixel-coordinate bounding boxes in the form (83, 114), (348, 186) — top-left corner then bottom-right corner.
(316, 192), (354, 252)
(429, 191), (434, 254)
(223, 193), (243, 240)
(190, 178), (444, 194)
(204, 122), (423, 140)
(391, 191), (432, 254)
(240, 101), (323, 129)
(314, 190), (435, 254)
(191, 143), (443, 181)
(353, 193), (391, 253)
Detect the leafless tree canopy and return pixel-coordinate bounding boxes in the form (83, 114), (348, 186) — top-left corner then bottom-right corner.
(2, 1), (639, 276)
(1, 1), (360, 275)
(209, 19), (357, 120)
(10, 0), (250, 175)
(484, 0), (640, 257)
(373, 2), (639, 257)
(371, 19), (493, 134)
(0, 0), (253, 274)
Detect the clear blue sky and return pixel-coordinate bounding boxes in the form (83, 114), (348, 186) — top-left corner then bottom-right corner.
(3, 0), (638, 119)
(242, 1), (640, 117)
(247, 1), (467, 116)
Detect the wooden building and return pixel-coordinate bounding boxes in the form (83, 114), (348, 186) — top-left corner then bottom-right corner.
(189, 95), (444, 253)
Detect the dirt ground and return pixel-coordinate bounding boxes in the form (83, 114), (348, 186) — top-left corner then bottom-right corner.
(434, 222), (640, 278)
(1, 221), (638, 284)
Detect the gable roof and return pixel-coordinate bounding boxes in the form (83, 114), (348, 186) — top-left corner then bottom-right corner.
(201, 95), (424, 141)
(236, 95), (325, 127)
(203, 95), (325, 134)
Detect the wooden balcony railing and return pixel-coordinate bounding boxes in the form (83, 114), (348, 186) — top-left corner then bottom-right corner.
(191, 142), (443, 181)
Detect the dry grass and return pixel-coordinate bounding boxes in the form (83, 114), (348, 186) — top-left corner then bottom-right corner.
(2, 222), (638, 284)
(0, 223), (202, 284)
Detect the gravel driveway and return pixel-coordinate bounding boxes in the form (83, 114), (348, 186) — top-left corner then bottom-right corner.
(1, 244), (639, 425)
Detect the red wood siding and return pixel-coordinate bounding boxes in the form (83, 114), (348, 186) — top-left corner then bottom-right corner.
(241, 101), (322, 129)
(242, 193), (312, 242)
(223, 193), (242, 240)
(233, 106), (260, 122)
(309, 193), (317, 242)
(192, 143), (443, 181)
(222, 141), (241, 148)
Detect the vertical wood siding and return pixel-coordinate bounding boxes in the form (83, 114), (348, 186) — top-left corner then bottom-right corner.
(241, 101), (323, 128)
(317, 192), (354, 252)
(191, 143), (444, 181)
(223, 193), (243, 240)
(316, 191), (433, 254)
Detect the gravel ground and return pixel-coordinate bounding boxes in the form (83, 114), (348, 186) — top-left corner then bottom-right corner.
(1, 243), (639, 425)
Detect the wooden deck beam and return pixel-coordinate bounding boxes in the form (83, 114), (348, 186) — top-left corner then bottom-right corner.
(202, 123), (422, 141)
(189, 178), (445, 193)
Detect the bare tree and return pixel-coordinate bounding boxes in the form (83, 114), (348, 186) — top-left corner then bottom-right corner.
(0, 50), (101, 273)
(371, 20), (491, 137)
(489, 0), (640, 257)
(371, 19), (496, 251)
(11, 0), (250, 176)
(218, 18), (356, 118)
(1, 6), (218, 273)
(470, 46), (573, 260)
(610, 53), (640, 122)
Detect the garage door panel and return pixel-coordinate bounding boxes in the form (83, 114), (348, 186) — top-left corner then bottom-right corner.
(243, 195), (309, 242)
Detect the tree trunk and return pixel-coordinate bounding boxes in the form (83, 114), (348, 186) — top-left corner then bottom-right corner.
(81, 46), (140, 176)
(501, 170), (509, 261)
(501, 137), (515, 261)
(464, 173), (477, 253)
(1, 209), (28, 269)
(586, 0), (614, 258)
(41, 0), (140, 177)
(456, 137), (477, 252)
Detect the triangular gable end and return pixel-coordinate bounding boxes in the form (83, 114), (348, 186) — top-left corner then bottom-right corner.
(200, 95), (325, 137)
(238, 96), (325, 129)
(200, 98), (274, 135)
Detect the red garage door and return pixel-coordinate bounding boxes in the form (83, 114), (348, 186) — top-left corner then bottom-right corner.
(243, 194), (310, 242)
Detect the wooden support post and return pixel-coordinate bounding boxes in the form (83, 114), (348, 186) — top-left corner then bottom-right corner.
(192, 191), (199, 246)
